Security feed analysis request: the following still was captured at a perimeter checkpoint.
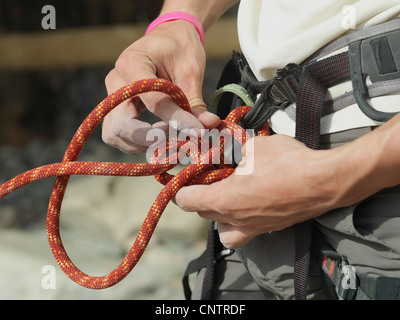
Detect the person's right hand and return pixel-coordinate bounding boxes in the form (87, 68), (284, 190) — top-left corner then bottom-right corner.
(102, 20), (220, 155)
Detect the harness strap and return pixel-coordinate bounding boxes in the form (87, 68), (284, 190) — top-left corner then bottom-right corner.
(321, 251), (400, 300)
(285, 52), (351, 300)
(292, 68), (325, 299)
(182, 226), (234, 300)
(201, 222), (220, 300)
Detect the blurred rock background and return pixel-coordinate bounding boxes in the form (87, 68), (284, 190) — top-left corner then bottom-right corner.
(0, 0), (240, 300)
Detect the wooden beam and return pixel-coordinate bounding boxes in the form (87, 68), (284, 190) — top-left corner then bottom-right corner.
(0, 17), (239, 71)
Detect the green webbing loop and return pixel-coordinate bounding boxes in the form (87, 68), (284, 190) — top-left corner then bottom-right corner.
(207, 84), (254, 114)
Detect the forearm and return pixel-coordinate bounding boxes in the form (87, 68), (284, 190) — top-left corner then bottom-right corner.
(160, 0), (239, 31)
(329, 113), (400, 208)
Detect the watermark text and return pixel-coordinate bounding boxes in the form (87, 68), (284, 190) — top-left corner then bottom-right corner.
(42, 5), (56, 30)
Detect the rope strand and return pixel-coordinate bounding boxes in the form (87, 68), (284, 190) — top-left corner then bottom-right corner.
(0, 79), (270, 289)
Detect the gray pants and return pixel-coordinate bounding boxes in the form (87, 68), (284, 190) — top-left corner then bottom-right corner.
(191, 252), (276, 300)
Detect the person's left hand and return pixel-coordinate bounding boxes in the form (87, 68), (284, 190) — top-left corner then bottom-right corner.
(174, 134), (340, 249)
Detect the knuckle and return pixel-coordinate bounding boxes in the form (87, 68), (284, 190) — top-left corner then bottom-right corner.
(101, 125), (116, 147)
(101, 115), (121, 146)
(182, 63), (203, 78)
(114, 48), (142, 75)
(213, 197), (234, 216)
(114, 50), (130, 72)
(105, 69), (115, 88)
(213, 201), (249, 228)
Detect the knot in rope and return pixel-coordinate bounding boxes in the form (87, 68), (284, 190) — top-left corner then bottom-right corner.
(0, 79), (270, 289)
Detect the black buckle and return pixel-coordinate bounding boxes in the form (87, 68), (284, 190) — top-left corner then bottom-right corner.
(336, 259), (358, 300)
(273, 63), (302, 104)
(241, 63), (302, 130)
(276, 63), (302, 78)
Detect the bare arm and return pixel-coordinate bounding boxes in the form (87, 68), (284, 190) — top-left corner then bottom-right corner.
(332, 112), (400, 206)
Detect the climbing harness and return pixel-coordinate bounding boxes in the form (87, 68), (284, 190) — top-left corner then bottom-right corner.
(0, 78), (270, 290)
(187, 18), (400, 300)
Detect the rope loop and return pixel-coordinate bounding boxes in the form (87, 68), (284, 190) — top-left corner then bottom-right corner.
(0, 79), (270, 289)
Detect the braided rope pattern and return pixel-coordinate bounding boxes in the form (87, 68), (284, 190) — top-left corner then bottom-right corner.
(0, 79), (270, 289)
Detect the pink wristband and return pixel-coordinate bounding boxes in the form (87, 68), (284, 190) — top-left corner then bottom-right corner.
(145, 11), (205, 44)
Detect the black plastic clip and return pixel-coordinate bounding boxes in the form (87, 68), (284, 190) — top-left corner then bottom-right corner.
(273, 63), (302, 104)
(348, 30), (400, 122)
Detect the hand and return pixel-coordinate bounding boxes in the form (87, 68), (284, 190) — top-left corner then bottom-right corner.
(174, 135), (340, 249)
(175, 113), (400, 249)
(102, 20), (220, 154)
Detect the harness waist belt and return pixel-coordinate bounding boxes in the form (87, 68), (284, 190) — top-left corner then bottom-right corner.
(241, 19), (400, 130)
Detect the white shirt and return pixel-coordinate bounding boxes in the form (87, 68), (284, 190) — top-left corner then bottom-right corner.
(237, 0), (400, 136)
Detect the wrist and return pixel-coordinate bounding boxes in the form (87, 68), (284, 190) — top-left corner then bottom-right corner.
(159, 0), (238, 31)
(160, 3), (203, 25)
(146, 11), (205, 44)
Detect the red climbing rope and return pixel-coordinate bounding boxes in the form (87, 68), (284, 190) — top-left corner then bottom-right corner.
(0, 78), (270, 289)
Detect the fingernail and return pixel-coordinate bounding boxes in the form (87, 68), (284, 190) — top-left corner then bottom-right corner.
(206, 111), (221, 121)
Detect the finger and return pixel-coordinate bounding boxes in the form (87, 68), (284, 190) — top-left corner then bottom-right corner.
(141, 92), (207, 132)
(105, 70), (168, 153)
(174, 184), (217, 213)
(216, 222), (253, 249)
(102, 115), (148, 155)
(113, 52), (208, 132)
(152, 120), (169, 133)
(192, 106), (221, 130)
(174, 179), (233, 214)
(114, 140), (147, 155)
(103, 102), (152, 143)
